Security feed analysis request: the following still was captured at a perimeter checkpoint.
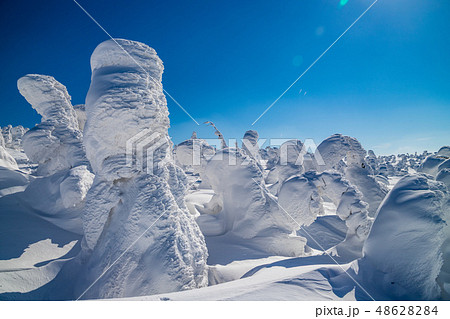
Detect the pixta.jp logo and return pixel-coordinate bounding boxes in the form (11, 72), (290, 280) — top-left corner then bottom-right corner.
(126, 129), (170, 174)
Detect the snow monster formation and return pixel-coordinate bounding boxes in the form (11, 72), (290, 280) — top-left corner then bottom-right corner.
(278, 171), (372, 259)
(241, 130), (261, 161)
(1, 125), (28, 150)
(437, 159), (450, 190)
(266, 139), (306, 195)
(0, 146), (18, 170)
(18, 75), (89, 176)
(17, 75), (94, 232)
(357, 174), (449, 300)
(76, 39), (208, 299)
(0, 133), (18, 170)
(419, 146), (450, 186)
(318, 134), (388, 216)
(197, 147), (307, 258)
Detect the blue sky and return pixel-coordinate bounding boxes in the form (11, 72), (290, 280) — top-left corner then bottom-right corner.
(1, 0), (449, 155)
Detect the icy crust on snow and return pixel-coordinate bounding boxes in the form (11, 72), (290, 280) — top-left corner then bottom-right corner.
(84, 39), (169, 176)
(197, 148), (307, 257)
(18, 74), (88, 176)
(278, 171), (372, 259)
(358, 174), (449, 300)
(77, 39), (208, 299)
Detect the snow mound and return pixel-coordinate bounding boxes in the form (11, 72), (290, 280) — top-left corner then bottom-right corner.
(358, 174), (449, 300)
(436, 169), (450, 190)
(16, 74), (93, 232)
(76, 39), (208, 299)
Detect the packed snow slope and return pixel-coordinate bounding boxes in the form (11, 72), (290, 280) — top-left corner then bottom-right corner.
(0, 37), (449, 301)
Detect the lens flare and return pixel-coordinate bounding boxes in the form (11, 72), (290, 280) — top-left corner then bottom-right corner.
(340, 0), (349, 6)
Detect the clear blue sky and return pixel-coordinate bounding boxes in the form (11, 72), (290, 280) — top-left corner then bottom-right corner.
(1, 0), (449, 155)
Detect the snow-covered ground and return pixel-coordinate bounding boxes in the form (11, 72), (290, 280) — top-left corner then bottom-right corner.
(124, 259), (358, 301)
(1, 38), (449, 301)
